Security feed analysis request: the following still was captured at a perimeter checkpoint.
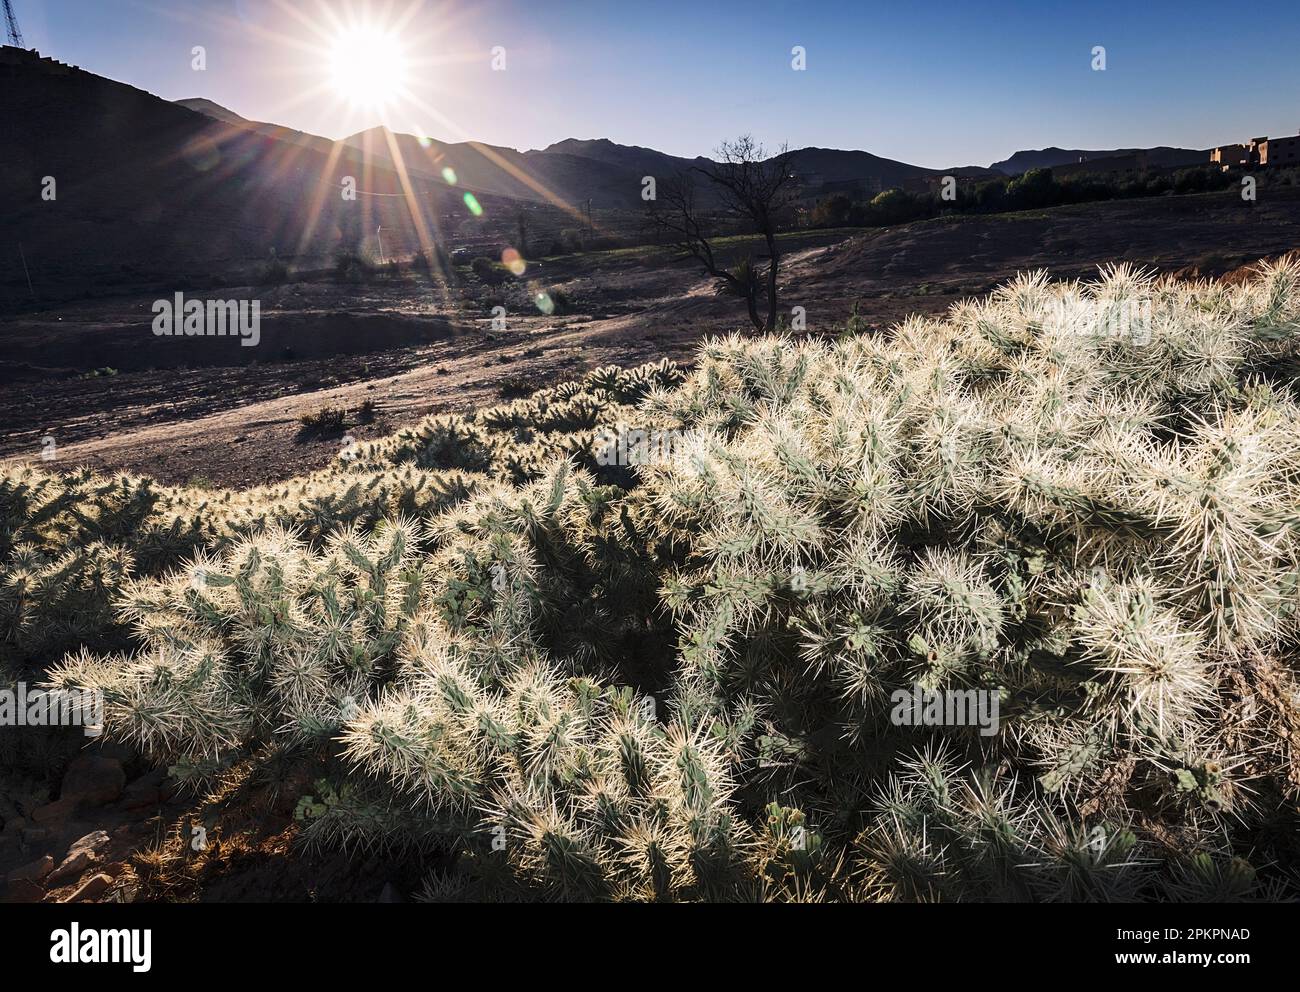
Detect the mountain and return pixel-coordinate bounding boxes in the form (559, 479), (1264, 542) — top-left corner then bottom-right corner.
(0, 48), (522, 304)
(174, 97), (248, 125)
(174, 98), (337, 156)
(341, 126), (643, 209)
(342, 131), (1006, 210)
(539, 137), (708, 178)
(991, 146), (1206, 175)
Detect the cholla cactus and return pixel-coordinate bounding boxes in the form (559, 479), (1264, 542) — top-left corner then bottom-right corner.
(24, 262), (1300, 899)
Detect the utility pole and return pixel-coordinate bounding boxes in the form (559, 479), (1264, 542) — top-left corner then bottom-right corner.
(18, 243), (34, 300)
(3, 0), (25, 47)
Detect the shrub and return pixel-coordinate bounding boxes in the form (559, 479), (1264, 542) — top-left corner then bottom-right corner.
(333, 248), (374, 284)
(259, 256), (289, 285)
(471, 257), (506, 286)
(298, 405), (348, 430)
(867, 188), (922, 225)
(1005, 167), (1060, 209)
(22, 261), (1300, 901)
(544, 287), (574, 315)
(811, 193), (854, 228)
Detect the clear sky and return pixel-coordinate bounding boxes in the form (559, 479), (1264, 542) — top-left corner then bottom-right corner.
(13, 0), (1300, 168)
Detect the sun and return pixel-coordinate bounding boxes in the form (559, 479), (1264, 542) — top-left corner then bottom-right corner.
(328, 25), (409, 109)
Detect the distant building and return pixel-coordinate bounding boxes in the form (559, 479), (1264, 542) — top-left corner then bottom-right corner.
(1209, 134), (1300, 170)
(1211, 143), (1246, 170)
(1247, 137), (1270, 167)
(1262, 133), (1300, 167)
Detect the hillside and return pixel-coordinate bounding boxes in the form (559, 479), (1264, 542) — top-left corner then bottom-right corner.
(173, 97), (336, 156)
(0, 51), (533, 305)
(4, 186), (1298, 491)
(991, 145), (1206, 175)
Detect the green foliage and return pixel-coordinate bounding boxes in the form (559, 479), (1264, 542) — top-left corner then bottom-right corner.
(808, 164), (1272, 232)
(14, 260), (1300, 900)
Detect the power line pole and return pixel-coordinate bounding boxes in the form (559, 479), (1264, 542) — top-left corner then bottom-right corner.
(3, 0), (25, 47)
(18, 243), (34, 300)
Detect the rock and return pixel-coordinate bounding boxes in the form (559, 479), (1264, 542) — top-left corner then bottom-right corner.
(7, 854), (54, 884)
(377, 882), (403, 903)
(90, 741), (136, 762)
(101, 861), (128, 878)
(30, 797), (77, 825)
(46, 849), (97, 887)
(120, 787), (163, 810)
(2, 879), (45, 904)
(66, 829), (111, 860)
(20, 826), (49, 847)
(66, 873), (114, 903)
(60, 755), (125, 806)
(121, 769), (166, 809)
(1, 816), (26, 837)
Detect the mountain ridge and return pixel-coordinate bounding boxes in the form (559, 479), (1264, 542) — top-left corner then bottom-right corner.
(178, 97), (1212, 195)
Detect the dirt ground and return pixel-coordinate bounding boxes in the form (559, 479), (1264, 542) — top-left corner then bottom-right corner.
(3, 188), (1299, 487)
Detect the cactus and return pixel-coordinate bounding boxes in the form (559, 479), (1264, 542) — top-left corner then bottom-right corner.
(14, 260), (1300, 899)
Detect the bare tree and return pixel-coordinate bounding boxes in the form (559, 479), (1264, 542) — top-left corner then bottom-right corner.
(646, 135), (799, 333)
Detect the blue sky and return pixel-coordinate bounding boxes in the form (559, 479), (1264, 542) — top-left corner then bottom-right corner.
(13, 0), (1300, 167)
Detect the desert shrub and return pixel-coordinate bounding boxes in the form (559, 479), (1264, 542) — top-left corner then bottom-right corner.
(471, 257), (506, 287)
(259, 255), (289, 285)
(334, 248), (374, 284)
(545, 288), (574, 315)
(497, 376), (535, 401)
(23, 260), (1300, 900)
(299, 405), (348, 430)
(411, 247), (454, 277)
(1173, 167), (1212, 195)
(811, 193), (854, 228)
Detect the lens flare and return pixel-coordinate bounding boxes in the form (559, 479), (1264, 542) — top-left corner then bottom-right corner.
(463, 193), (483, 217)
(502, 248), (526, 276)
